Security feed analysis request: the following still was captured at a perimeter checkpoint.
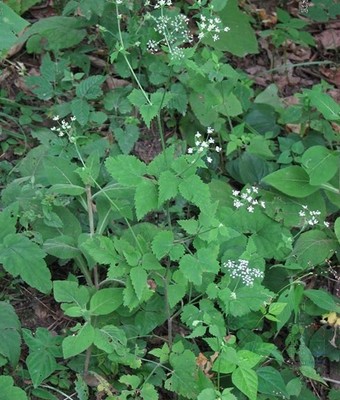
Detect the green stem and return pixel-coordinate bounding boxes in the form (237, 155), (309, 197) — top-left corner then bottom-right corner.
(75, 255), (94, 287)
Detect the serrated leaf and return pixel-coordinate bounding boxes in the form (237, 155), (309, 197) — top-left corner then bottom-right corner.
(89, 288), (123, 316)
(232, 367), (258, 400)
(158, 170), (179, 206)
(26, 351), (57, 388)
(141, 383), (158, 400)
(177, 219), (199, 235)
(152, 231), (174, 260)
(130, 266), (148, 301)
(135, 179), (158, 220)
(105, 155), (147, 186)
(76, 75), (106, 100)
(71, 98), (90, 126)
(62, 322), (94, 358)
(128, 89), (147, 108)
(262, 166), (319, 197)
(53, 280), (89, 308)
(44, 235), (80, 259)
(179, 175), (211, 213)
(80, 236), (119, 266)
(114, 125), (140, 155)
(94, 325), (127, 354)
(0, 234), (51, 294)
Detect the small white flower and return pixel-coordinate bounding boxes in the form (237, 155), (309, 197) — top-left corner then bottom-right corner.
(232, 190), (240, 196)
(187, 147), (194, 154)
(208, 138), (215, 144)
(52, 115), (60, 121)
(206, 156), (212, 163)
(247, 205), (254, 213)
(195, 132), (202, 138)
(215, 146), (221, 152)
(324, 221), (330, 228)
(70, 116), (76, 121)
(233, 199), (243, 208)
(51, 126), (56, 131)
(299, 211), (306, 217)
(224, 26), (230, 32)
(207, 127), (214, 134)
(260, 201), (266, 208)
(195, 140), (201, 147)
(201, 141), (209, 148)
(212, 34), (219, 41)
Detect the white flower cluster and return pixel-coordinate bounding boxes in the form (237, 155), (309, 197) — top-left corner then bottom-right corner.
(198, 14), (230, 41)
(187, 127), (221, 164)
(50, 115), (76, 140)
(299, 205), (326, 227)
(145, 1), (230, 59)
(232, 186), (265, 213)
(223, 259), (264, 287)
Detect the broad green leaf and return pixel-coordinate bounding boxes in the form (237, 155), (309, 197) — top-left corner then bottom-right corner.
(105, 155), (147, 186)
(53, 280), (89, 308)
(140, 383), (158, 400)
(26, 351), (57, 388)
(43, 155), (83, 187)
(62, 322), (94, 358)
(89, 288), (123, 316)
(5, 0), (43, 14)
(0, 234), (51, 294)
(48, 183), (85, 195)
(0, 376), (28, 400)
(289, 230), (337, 268)
(71, 98), (90, 126)
(335, 217), (340, 243)
(257, 366), (289, 398)
(177, 219), (199, 235)
(76, 75), (106, 100)
(44, 235), (80, 259)
(165, 350), (199, 398)
(135, 179), (158, 220)
(80, 236), (119, 266)
(114, 125), (140, 155)
(210, 0), (258, 56)
(0, 208), (17, 242)
(0, 2), (29, 55)
(304, 289), (339, 312)
(301, 146), (339, 186)
(152, 231), (174, 260)
(94, 325), (127, 354)
(23, 328), (62, 357)
(179, 175), (211, 213)
(128, 89), (147, 108)
(232, 366), (258, 400)
(262, 166), (319, 197)
(308, 91), (340, 121)
(158, 170), (179, 206)
(0, 302), (21, 367)
(300, 366), (326, 384)
(130, 267), (148, 301)
(75, 374), (89, 400)
(22, 16), (88, 53)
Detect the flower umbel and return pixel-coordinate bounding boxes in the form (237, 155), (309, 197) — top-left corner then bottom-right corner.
(223, 259), (264, 287)
(187, 127), (221, 164)
(232, 186), (265, 212)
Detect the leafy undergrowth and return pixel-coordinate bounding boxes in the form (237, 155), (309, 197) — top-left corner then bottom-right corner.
(0, 0), (340, 399)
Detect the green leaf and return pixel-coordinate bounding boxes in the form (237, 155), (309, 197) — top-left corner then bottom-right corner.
(89, 288), (123, 316)
(300, 366), (326, 384)
(304, 289), (338, 312)
(135, 179), (158, 220)
(257, 366), (289, 398)
(53, 280), (89, 308)
(114, 125), (140, 155)
(140, 383), (158, 400)
(26, 351), (57, 388)
(0, 376), (28, 400)
(75, 374), (89, 400)
(128, 89), (147, 108)
(0, 302), (21, 367)
(44, 235), (80, 259)
(49, 183), (85, 195)
(165, 349), (199, 398)
(335, 217), (340, 244)
(94, 325), (127, 354)
(290, 230), (337, 268)
(105, 155), (147, 186)
(130, 267), (148, 301)
(0, 234), (51, 294)
(76, 75), (106, 100)
(0, 2), (29, 55)
(71, 98), (90, 126)
(0, 208), (17, 242)
(22, 16), (88, 53)
(301, 146), (339, 186)
(80, 236), (119, 266)
(262, 166), (319, 197)
(232, 366), (258, 400)
(62, 322), (94, 358)
(179, 175), (211, 213)
(210, 0), (258, 56)
(308, 91), (340, 121)
(152, 231), (174, 260)
(158, 170), (179, 206)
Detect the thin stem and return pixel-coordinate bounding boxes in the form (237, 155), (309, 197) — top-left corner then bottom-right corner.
(40, 385), (76, 400)
(75, 255), (94, 287)
(86, 185), (99, 288)
(84, 346), (92, 374)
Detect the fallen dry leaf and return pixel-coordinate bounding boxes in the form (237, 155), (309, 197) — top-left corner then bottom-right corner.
(316, 29), (340, 50)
